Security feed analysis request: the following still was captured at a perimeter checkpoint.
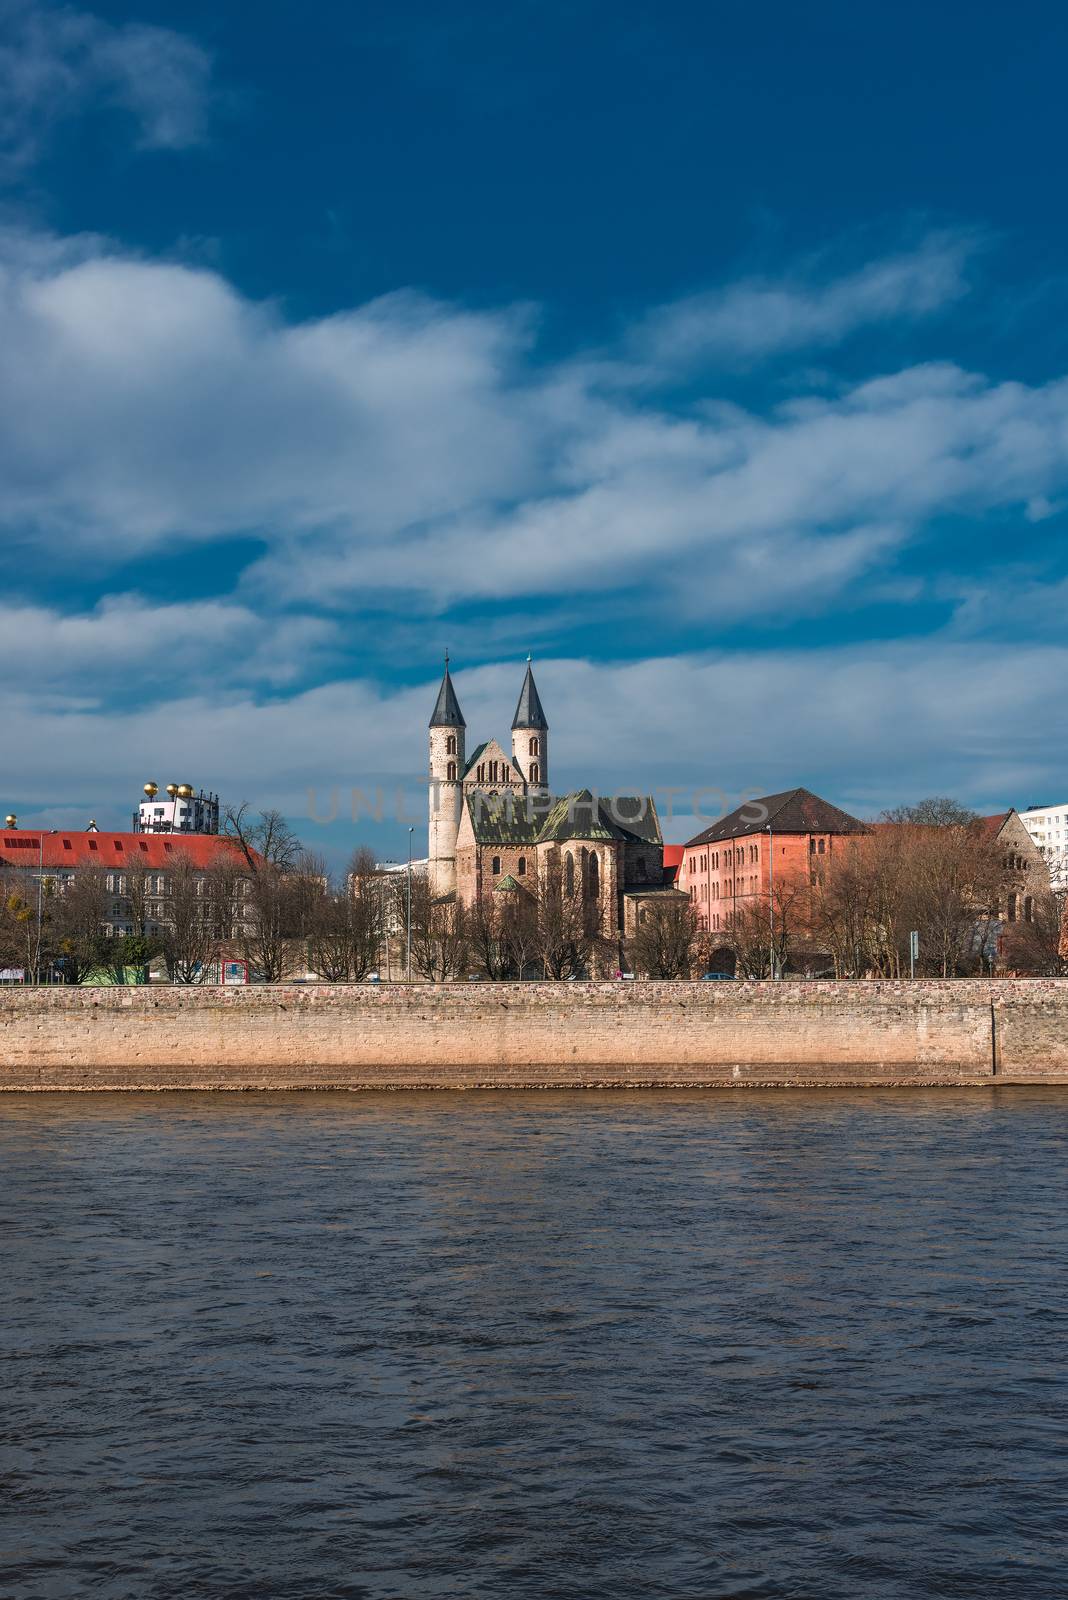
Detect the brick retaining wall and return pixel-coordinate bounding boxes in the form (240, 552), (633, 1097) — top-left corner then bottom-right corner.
(1, 980), (1066, 1089)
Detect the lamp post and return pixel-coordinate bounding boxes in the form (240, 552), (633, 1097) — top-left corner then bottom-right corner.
(406, 826), (414, 984)
(34, 830), (43, 985)
(766, 824), (775, 980)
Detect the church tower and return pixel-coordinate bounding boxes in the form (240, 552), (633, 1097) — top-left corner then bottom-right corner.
(511, 657), (549, 791)
(428, 654), (465, 898)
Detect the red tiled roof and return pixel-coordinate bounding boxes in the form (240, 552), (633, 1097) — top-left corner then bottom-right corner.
(0, 830), (256, 870)
(662, 845), (685, 867)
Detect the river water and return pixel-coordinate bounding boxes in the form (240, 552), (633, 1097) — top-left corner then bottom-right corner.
(2, 1089), (1066, 1599)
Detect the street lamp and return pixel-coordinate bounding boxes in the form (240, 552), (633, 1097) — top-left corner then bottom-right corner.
(406, 826), (414, 983)
(766, 823), (775, 980)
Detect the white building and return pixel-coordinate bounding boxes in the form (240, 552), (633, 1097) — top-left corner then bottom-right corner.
(133, 782), (220, 835)
(1019, 804), (1068, 891)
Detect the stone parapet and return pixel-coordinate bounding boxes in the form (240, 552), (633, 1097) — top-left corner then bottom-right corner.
(2, 980), (1067, 1089)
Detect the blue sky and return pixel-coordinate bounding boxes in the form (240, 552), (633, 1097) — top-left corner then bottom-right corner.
(3, 0), (1068, 863)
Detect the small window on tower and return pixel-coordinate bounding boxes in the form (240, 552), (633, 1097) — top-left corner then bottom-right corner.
(529, 736), (539, 757)
(492, 855), (501, 875)
(446, 735), (456, 755)
(530, 763), (539, 784)
(518, 856), (526, 876)
(447, 761), (456, 781)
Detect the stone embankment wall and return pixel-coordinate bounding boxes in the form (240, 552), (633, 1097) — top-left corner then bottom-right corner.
(1, 980), (1067, 1089)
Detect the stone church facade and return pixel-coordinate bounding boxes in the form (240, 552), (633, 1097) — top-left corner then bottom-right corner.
(427, 658), (674, 940)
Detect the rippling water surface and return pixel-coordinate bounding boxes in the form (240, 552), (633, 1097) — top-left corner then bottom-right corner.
(2, 1089), (1067, 1598)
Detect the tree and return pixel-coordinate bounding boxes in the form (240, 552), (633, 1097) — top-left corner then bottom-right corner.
(238, 866), (303, 981)
(531, 852), (602, 979)
(51, 868), (110, 984)
(0, 878), (35, 976)
(628, 896), (702, 978)
(224, 803), (302, 872)
(408, 877), (469, 981)
(1001, 890), (1068, 976)
(161, 857), (216, 984)
(305, 860), (385, 982)
(812, 813), (1007, 978)
(882, 797), (978, 828)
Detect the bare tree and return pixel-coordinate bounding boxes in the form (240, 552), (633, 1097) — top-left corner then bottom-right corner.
(628, 897), (702, 978)
(1001, 890), (1068, 976)
(52, 868), (110, 984)
(408, 877), (469, 981)
(882, 797), (978, 828)
(306, 863), (385, 982)
(206, 857), (247, 943)
(239, 866), (303, 981)
(812, 812), (1007, 978)
(530, 852), (600, 979)
(224, 803), (302, 872)
(161, 858), (216, 983)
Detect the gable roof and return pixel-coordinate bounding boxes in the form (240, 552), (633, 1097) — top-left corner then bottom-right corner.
(0, 830), (255, 871)
(464, 790), (662, 847)
(684, 787), (868, 849)
(429, 661), (465, 728)
(462, 739), (524, 781)
(511, 661), (548, 730)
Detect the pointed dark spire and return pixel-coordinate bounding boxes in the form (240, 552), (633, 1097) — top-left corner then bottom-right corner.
(511, 658), (548, 730)
(429, 653), (465, 727)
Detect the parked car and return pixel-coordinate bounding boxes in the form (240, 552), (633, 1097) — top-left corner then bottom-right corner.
(701, 971), (736, 981)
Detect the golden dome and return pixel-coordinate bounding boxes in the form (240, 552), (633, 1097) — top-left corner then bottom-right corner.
(177, 784), (194, 799)
(166, 784), (179, 798)
(143, 782), (158, 798)
(4, 814), (16, 829)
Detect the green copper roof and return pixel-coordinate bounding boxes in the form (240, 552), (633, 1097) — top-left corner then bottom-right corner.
(465, 789), (661, 847)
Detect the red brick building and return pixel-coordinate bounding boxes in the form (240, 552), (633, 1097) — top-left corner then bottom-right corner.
(677, 788), (869, 936)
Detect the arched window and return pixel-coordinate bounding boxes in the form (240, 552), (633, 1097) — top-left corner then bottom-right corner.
(565, 852), (575, 895)
(1007, 892), (1018, 923)
(588, 852), (599, 900)
(477, 764), (485, 782)
(446, 760), (456, 781)
(818, 839), (826, 855)
(529, 736), (539, 757)
(518, 856), (526, 876)
(446, 734), (456, 755)
(492, 855), (501, 875)
(530, 763), (540, 784)
(1025, 895), (1034, 923)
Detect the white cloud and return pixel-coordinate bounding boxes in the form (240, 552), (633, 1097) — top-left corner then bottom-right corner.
(0, 0), (212, 172)
(630, 233), (975, 368)
(2, 228), (1066, 628)
(6, 643), (1067, 864)
(0, 596), (337, 690)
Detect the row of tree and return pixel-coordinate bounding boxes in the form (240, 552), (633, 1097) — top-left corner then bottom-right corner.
(715, 803), (1068, 979)
(4, 798), (1065, 983)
